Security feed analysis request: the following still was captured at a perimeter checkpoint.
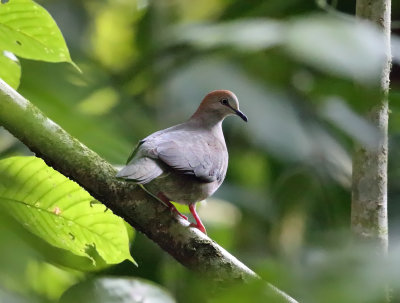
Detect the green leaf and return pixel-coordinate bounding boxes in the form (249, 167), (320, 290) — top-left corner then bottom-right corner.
(0, 156), (135, 269)
(0, 50), (20, 89)
(60, 277), (176, 303)
(0, 0), (73, 64)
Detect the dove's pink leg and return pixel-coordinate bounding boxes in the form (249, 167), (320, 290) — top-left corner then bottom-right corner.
(189, 203), (207, 234)
(157, 193), (188, 221)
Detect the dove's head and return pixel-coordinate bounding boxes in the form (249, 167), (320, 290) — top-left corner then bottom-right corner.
(192, 90), (248, 123)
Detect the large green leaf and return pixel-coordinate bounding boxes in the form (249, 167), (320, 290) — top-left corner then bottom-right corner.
(0, 0), (72, 63)
(0, 50), (20, 89)
(0, 156), (135, 269)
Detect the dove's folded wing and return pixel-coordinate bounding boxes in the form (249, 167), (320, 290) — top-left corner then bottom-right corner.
(156, 134), (226, 183)
(117, 129), (226, 184)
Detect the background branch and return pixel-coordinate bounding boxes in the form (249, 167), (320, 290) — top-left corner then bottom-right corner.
(351, 0), (391, 252)
(0, 80), (297, 303)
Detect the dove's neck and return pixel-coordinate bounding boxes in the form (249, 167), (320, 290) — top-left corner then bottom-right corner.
(190, 108), (226, 125)
(189, 112), (224, 136)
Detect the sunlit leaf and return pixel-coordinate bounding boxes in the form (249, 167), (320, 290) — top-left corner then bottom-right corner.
(0, 156), (135, 270)
(77, 87), (119, 116)
(60, 277), (176, 303)
(0, 0), (73, 64)
(89, 3), (139, 71)
(0, 51), (20, 89)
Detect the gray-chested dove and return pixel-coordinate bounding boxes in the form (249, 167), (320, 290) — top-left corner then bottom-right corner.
(116, 90), (247, 234)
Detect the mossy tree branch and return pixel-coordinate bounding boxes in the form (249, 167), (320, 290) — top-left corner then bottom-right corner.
(0, 80), (297, 303)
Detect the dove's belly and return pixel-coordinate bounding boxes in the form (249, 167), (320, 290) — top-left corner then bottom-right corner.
(145, 172), (222, 204)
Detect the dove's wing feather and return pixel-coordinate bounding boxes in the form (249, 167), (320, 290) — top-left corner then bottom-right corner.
(116, 157), (164, 184)
(116, 139), (165, 184)
(116, 125), (183, 183)
(156, 131), (226, 183)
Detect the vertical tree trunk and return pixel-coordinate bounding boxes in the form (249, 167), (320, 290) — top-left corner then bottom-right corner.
(351, 0), (391, 253)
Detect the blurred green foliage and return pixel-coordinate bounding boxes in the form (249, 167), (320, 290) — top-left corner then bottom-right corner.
(1, 0), (400, 302)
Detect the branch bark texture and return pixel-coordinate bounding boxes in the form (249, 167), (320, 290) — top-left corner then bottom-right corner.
(351, 0), (391, 251)
(0, 80), (297, 303)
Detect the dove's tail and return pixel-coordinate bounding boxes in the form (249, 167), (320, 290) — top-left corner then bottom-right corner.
(116, 157), (163, 184)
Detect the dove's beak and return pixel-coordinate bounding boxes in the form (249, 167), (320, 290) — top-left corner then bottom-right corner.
(234, 109), (248, 122)
(225, 102), (248, 122)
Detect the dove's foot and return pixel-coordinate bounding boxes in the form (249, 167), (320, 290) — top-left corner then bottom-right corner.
(157, 193), (188, 221)
(189, 203), (207, 234)
(189, 222), (207, 234)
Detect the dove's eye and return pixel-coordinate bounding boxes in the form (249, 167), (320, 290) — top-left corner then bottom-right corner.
(220, 99), (229, 105)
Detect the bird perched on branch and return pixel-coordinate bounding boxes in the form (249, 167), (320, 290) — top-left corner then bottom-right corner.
(116, 90), (247, 234)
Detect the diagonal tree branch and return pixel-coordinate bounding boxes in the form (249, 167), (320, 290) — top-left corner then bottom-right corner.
(0, 80), (297, 303)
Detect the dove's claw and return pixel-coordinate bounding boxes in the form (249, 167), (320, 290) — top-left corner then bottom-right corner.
(174, 210), (188, 221)
(157, 193), (188, 221)
(189, 222), (207, 234)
